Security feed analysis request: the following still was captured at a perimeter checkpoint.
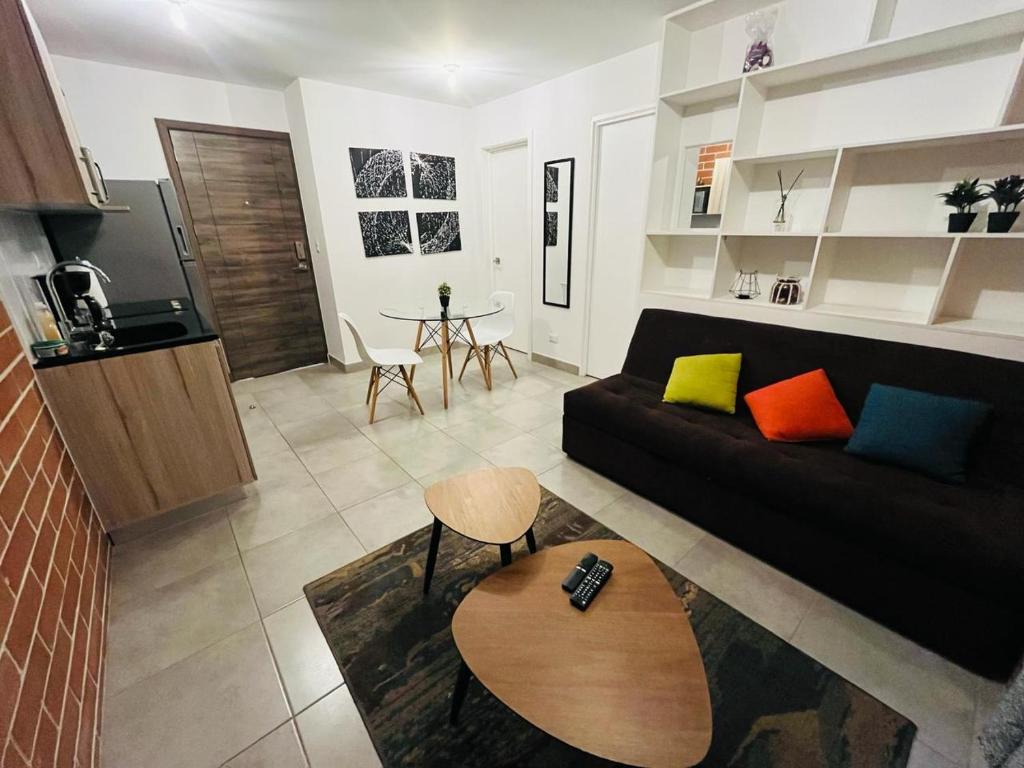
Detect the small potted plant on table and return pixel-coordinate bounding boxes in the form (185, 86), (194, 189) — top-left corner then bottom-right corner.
(938, 178), (985, 232)
(984, 175), (1024, 233)
(438, 282), (451, 311)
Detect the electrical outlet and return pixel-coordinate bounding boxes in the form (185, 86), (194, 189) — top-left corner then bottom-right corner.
(548, 334), (559, 344)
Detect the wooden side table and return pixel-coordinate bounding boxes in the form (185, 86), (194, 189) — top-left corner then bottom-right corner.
(450, 540), (713, 767)
(422, 466), (540, 594)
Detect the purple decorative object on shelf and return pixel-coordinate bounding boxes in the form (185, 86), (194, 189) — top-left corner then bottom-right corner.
(743, 9), (777, 73)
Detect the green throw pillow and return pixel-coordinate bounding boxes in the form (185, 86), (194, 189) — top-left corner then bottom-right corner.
(663, 353), (742, 414)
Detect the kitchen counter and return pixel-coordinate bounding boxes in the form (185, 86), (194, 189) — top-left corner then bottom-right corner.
(35, 335), (254, 530)
(33, 300), (217, 369)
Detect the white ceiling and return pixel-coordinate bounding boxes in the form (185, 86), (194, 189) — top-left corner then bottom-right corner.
(28, 0), (694, 107)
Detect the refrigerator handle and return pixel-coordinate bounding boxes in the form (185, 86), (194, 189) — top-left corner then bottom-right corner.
(174, 225), (191, 259)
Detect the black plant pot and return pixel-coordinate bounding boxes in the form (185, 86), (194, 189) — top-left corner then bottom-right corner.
(439, 294), (450, 309)
(947, 212), (977, 233)
(987, 211), (1020, 233)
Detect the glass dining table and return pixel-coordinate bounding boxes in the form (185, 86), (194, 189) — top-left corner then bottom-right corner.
(379, 303), (504, 409)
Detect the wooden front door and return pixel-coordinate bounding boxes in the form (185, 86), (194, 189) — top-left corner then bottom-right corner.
(157, 120), (327, 380)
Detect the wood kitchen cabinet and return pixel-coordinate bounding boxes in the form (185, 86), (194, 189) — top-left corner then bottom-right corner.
(0, 0), (111, 210)
(36, 340), (256, 531)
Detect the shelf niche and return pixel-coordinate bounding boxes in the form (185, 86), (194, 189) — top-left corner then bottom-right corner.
(647, 98), (738, 232)
(641, 234), (718, 298)
(712, 234), (816, 305)
(935, 238), (1024, 338)
(826, 134), (1024, 235)
(723, 152), (837, 234)
(807, 236), (953, 323)
(659, 0), (877, 96)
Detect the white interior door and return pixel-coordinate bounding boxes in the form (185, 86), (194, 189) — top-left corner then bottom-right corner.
(585, 111), (655, 378)
(486, 142), (531, 351)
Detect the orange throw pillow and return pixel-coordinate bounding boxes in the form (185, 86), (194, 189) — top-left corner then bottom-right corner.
(744, 369), (853, 442)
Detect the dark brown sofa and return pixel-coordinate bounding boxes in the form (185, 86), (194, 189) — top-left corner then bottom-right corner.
(563, 308), (1024, 679)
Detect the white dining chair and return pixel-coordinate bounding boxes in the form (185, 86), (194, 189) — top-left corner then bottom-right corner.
(458, 291), (518, 387)
(339, 312), (425, 424)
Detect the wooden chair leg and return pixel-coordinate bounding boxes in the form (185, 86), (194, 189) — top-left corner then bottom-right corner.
(365, 366), (377, 404)
(498, 341), (518, 379)
(413, 321), (424, 352)
(368, 366), (381, 424)
(399, 365), (424, 415)
(483, 346), (494, 389)
(457, 346), (474, 382)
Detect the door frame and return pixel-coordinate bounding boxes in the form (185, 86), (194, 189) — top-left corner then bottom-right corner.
(154, 118), (326, 357)
(580, 106), (656, 378)
(480, 135), (533, 353)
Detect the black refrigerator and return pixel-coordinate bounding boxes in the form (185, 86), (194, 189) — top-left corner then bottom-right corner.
(42, 179), (214, 326)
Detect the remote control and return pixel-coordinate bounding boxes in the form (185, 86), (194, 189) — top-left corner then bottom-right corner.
(561, 552), (598, 593)
(569, 560), (613, 610)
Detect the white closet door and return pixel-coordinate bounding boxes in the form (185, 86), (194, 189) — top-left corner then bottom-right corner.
(585, 111), (655, 379)
(487, 143), (531, 352)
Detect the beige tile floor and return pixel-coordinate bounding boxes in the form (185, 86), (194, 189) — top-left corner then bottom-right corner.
(100, 349), (1005, 768)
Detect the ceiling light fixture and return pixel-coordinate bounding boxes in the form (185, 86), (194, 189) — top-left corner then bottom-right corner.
(443, 63), (460, 90)
(168, 0), (189, 31)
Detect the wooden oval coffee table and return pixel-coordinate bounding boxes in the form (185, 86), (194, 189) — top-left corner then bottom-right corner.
(450, 539), (712, 768)
(422, 466), (540, 594)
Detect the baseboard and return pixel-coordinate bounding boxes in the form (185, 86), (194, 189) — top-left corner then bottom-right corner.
(328, 354), (369, 373)
(531, 351), (579, 376)
(109, 484), (248, 545)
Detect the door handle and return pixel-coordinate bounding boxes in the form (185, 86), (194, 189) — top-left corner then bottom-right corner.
(175, 225), (191, 258)
(80, 146), (110, 204)
(293, 241), (309, 271)
(492, 257), (501, 265)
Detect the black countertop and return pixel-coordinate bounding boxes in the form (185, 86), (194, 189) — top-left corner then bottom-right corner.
(33, 300), (218, 369)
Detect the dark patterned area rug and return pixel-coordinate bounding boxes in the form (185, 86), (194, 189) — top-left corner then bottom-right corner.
(304, 490), (916, 767)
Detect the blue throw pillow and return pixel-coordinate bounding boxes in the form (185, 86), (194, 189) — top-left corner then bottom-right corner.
(845, 384), (992, 483)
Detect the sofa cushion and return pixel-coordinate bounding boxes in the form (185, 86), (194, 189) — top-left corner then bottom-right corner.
(663, 352), (742, 413)
(744, 368), (853, 442)
(565, 374), (1024, 596)
(846, 384), (992, 483)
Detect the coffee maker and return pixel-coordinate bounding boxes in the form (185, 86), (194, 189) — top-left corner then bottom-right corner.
(35, 261), (115, 350)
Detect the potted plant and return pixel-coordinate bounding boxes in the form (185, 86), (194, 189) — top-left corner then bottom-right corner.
(937, 178), (985, 232)
(438, 281), (451, 310)
(983, 175), (1024, 233)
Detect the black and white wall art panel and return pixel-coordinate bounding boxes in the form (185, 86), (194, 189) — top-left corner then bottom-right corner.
(410, 153), (457, 200)
(358, 210), (413, 257)
(545, 212), (558, 247)
(417, 212), (462, 254)
(545, 166), (559, 203)
(349, 148), (407, 198)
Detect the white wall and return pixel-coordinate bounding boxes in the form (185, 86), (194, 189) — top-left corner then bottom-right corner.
(285, 78), (486, 364)
(473, 44), (660, 368)
(51, 56), (289, 179)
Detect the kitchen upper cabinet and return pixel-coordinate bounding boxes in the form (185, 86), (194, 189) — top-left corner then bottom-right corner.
(36, 340), (256, 531)
(0, 0), (111, 210)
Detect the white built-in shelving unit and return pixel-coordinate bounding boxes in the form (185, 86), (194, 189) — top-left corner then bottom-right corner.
(643, 0), (1024, 342)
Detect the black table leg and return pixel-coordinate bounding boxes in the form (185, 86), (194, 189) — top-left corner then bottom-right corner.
(450, 660), (472, 725)
(423, 518), (443, 594)
(525, 527), (537, 554)
(499, 543), (512, 566)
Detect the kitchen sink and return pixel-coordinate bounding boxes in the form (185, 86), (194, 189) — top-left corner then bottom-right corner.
(111, 321), (189, 347)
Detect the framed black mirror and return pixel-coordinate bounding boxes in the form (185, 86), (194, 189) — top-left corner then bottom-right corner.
(543, 157), (574, 307)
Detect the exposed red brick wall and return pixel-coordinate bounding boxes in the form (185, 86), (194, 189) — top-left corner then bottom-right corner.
(0, 301), (108, 768)
(696, 142), (733, 187)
